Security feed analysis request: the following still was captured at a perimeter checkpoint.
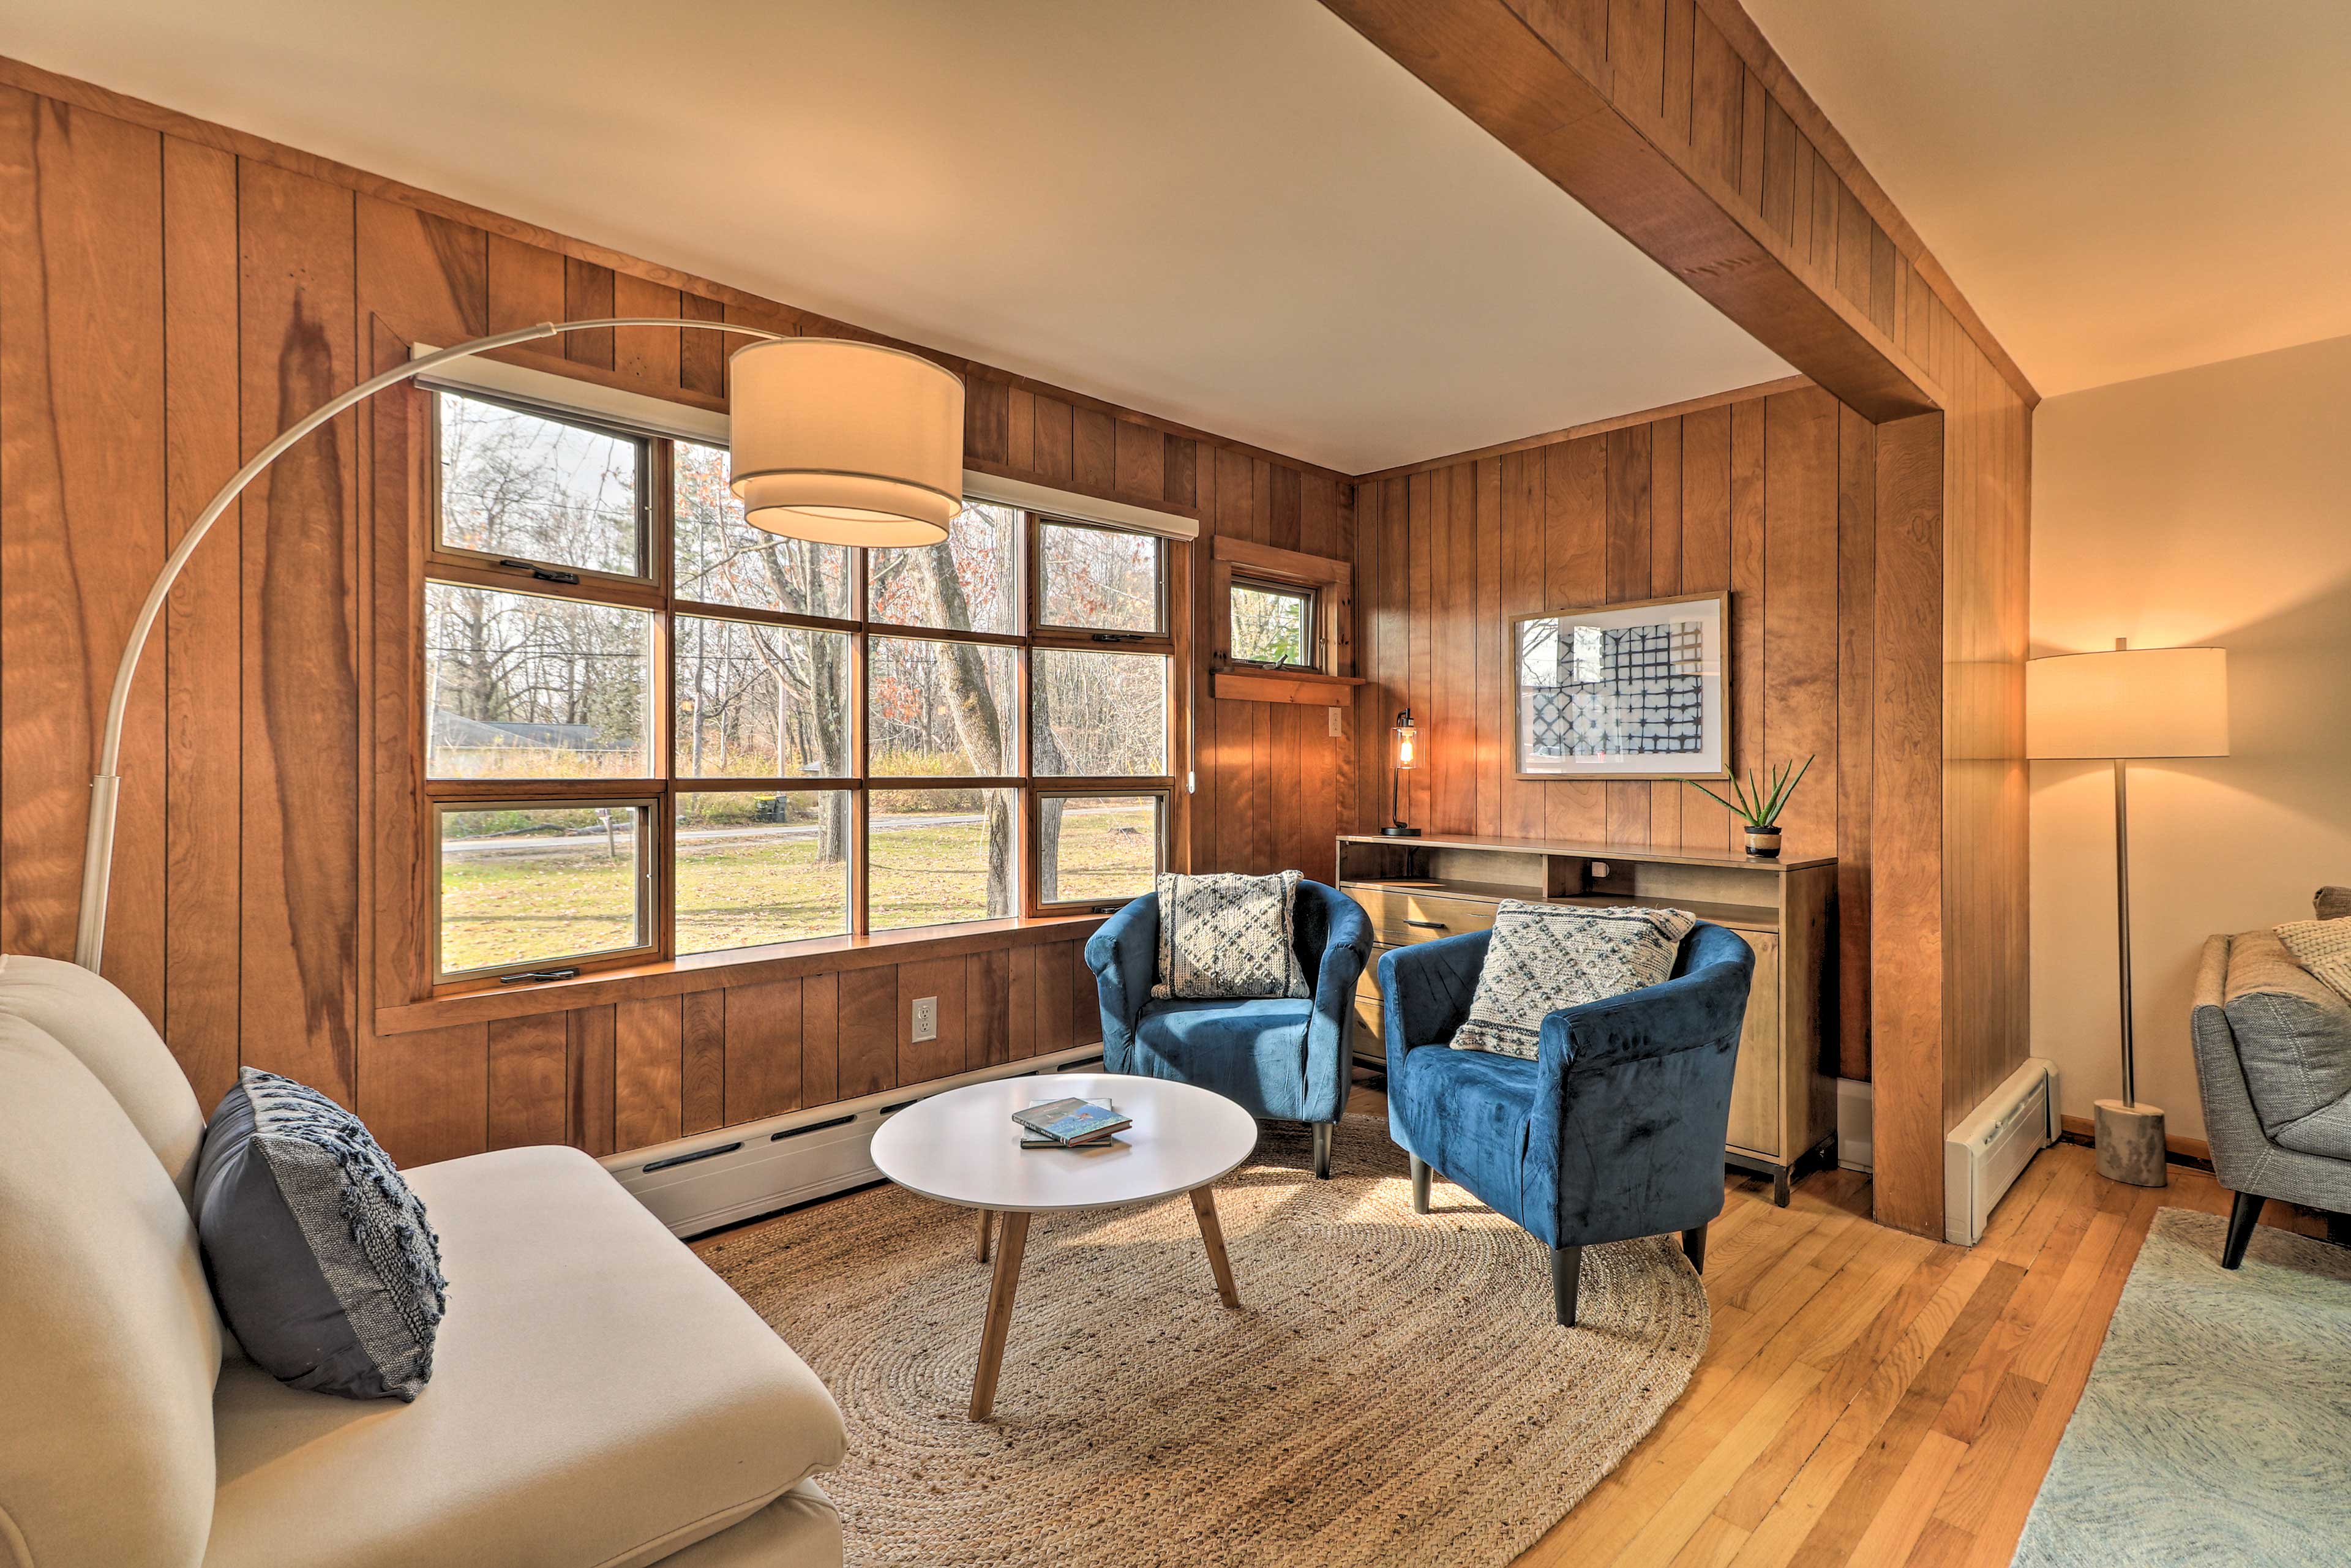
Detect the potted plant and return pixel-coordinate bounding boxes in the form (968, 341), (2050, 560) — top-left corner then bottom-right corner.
(1685, 756), (1813, 860)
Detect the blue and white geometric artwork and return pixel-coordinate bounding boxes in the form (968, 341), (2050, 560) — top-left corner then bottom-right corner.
(1515, 594), (1729, 779)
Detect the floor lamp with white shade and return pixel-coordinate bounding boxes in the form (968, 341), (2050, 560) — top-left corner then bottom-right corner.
(70, 320), (965, 973)
(2025, 638), (2230, 1187)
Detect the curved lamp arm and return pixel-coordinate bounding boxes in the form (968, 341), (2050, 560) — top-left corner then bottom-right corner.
(72, 316), (787, 972)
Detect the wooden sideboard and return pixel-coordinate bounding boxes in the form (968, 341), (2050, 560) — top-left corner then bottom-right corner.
(1337, 833), (1836, 1204)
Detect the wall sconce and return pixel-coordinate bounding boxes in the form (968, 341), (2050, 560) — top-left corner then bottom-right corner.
(1383, 708), (1422, 838)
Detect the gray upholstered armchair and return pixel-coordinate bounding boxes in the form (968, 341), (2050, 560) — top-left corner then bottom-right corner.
(2188, 885), (2351, 1269)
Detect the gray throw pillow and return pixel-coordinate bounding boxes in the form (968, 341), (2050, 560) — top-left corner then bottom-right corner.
(193, 1068), (448, 1401)
(1452, 901), (1697, 1059)
(2317, 886), (2351, 921)
(1152, 870), (1309, 1000)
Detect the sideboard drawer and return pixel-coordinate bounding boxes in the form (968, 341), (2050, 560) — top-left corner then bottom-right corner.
(1349, 887), (1498, 948)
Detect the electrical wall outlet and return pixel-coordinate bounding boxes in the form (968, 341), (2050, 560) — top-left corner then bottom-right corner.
(1327, 706), (1343, 736)
(911, 996), (938, 1042)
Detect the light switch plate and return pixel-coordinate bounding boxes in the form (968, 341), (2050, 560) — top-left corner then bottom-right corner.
(1328, 707), (1343, 736)
(911, 996), (937, 1042)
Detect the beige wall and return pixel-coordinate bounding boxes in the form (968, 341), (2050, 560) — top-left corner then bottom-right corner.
(2032, 333), (2351, 1143)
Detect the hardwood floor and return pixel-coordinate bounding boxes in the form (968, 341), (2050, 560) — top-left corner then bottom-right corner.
(1337, 1081), (2330, 1568)
(1501, 1139), (2327, 1567)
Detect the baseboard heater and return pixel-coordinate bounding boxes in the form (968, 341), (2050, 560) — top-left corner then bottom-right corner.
(1943, 1058), (2060, 1245)
(606, 1046), (1107, 1237)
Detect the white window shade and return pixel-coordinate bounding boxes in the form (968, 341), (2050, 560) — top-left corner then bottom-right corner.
(411, 344), (1199, 541)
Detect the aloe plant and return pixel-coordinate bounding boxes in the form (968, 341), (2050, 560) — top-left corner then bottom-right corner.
(1685, 754), (1813, 828)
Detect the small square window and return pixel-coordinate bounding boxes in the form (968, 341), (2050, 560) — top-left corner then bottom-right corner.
(674, 790), (851, 955)
(436, 802), (652, 978)
(1229, 579), (1315, 668)
(425, 583), (654, 779)
(435, 392), (647, 577)
(1037, 519), (1164, 634)
(1036, 792), (1164, 909)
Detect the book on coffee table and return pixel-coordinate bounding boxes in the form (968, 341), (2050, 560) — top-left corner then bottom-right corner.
(1013, 1097), (1131, 1147)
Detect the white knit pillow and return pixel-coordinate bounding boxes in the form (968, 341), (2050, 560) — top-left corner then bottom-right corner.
(1152, 871), (1308, 1001)
(1451, 901), (1697, 1060)
(2276, 917), (2351, 1005)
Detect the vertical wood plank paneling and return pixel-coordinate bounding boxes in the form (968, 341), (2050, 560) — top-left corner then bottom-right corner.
(1738, 67), (1768, 208)
(1032, 395), (1073, 482)
(963, 375), (1009, 467)
(837, 965), (896, 1098)
(162, 133), (244, 1106)
(1113, 419), (1163, 500)
(610, 271), (681, 391)
(1728, 396), (1769, 808)
(1649, 419), (1684, 847)
(1836, 407), (1878, 1079)
(800, 972), (840, 1104)
(487, 1013), (568, 1150)
(723, 978), (800, 1125)
(1603, 426), (1652, 847)
(1007, 945), (1038, 1061)
(1433, 465), (1475, 835)
(362, 1022), (486, 1166)
(0, 92), (167, 1016)
(568, 1004), (615, 1155)
(239, 160), (360, 1103)
(1007, 387), (1035, 471)
(485, 235), (564, 336)
(967, 947), (1011, 1069)
(1762, 388), (1840, 861)
(1689, 7), (1743, 187)
(355, 197), (486, 347)
(1678, 407), (1734, 853)
(613, 995), (683, 1150)
(1608, 0), (1668, 119)
(1475, 457), (1504, 837)
(680, 293), (726, 399)
(1499, 451), (1547, 838)
(561, 257), (615, 368)
(896, 956), (966, 1086)
(1543, 438), (1607, 842)
(1661, 0), (1697, 143)
(1071, 406), (1115, 494)
(680, 988), (726, 1135)
(1406, 470), (1434, 833)
(1033, 942), (1074, 1054)
(1872, 411), (1946, 1235)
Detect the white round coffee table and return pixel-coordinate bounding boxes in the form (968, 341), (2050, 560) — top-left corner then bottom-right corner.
(869, 1071), (1258, 1419)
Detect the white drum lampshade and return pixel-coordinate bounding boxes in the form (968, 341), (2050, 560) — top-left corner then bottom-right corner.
(727, 339), (965, 546)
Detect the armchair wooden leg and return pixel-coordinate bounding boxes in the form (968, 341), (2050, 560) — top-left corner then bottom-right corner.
(1682, 1223), (1708, 1275)
(1551, 1244), (1583, 1327)
(1312, 1122), (1333, 1180)
(1410, 1154), (1432, 1215)
(2221, 1190), (2264, 1270)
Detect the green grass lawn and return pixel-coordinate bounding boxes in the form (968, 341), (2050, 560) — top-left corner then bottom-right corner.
(438, 805), (1155, 972)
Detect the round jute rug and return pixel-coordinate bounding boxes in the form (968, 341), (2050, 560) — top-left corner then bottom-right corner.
(702, 1112), (1708, 1567)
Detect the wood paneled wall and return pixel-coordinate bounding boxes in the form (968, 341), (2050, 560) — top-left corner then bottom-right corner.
(1353, 383), (1880, 1079)
(0, 59), (1351, 1167)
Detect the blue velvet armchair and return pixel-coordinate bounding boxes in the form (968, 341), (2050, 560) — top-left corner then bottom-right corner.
(1086, 880), (1372, 1178)
(1381, 922), (1755, 1325)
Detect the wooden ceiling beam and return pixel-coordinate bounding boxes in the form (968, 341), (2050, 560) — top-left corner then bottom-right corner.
(1318, 0), (1943, 422)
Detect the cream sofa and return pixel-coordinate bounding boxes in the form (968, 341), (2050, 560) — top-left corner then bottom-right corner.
(0, 955), (847, 1568)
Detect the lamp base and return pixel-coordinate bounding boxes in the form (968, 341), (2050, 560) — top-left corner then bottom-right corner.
(1379, 825), (1422, 838)
(2094, 1098), (2168, 1188)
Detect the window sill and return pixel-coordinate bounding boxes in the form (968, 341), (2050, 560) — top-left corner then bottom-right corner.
(375, 912), (1111, 1036)
(1212, 669), (1363, 707)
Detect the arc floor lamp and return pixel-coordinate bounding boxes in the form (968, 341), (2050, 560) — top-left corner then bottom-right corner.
(71, 318), (966, 972)
(2025, 637), (2229, 1187)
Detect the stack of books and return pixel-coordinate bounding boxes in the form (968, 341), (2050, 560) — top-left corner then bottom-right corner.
(1013, 1097), (1131, 1149)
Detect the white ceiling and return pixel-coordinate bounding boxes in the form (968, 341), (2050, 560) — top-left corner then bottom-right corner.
(1744, 0), (2351, 399)
(6, 0), (1790, 474)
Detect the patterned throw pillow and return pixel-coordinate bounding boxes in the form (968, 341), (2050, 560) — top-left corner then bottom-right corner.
(1451, 901), (1698, 1059)
(2276, 917), (2351, 1005)
(193, 1068), (448, 1401)
(1152, 870), (1310, 1000)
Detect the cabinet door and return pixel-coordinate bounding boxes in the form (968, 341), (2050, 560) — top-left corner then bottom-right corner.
(1724, 929), (1783, 1160)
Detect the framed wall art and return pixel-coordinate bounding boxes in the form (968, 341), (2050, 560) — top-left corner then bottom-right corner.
(1510, 591), (1731, 781)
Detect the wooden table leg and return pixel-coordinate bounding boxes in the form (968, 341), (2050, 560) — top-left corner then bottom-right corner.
(1190, 1186), (1242, 1309)
(975, 1207), (993, 1263)
(969, 1210), (1030, 1420)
